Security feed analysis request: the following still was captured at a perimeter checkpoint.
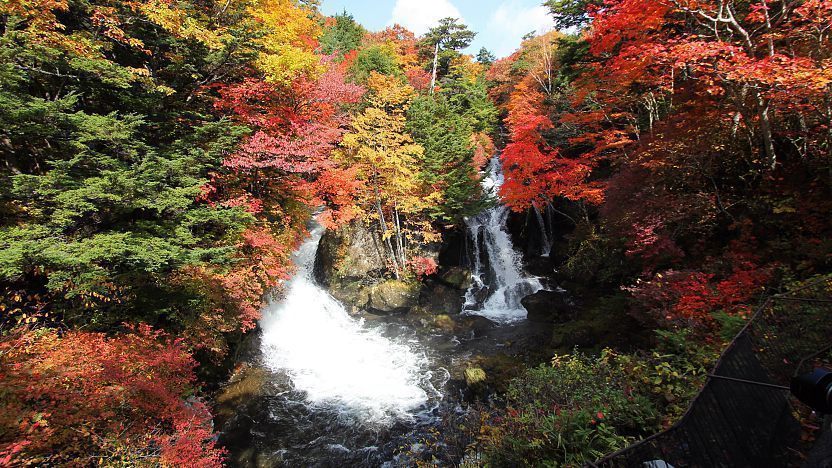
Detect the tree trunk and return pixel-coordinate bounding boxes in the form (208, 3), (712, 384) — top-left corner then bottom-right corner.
(393, 205), (406, 268)
(429, 42), (439, 94)
(372, 178), (400, 279)
(756, 93), (777, 170)
(376, 201), (400, 279)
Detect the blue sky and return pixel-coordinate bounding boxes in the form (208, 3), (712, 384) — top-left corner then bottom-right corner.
(319, 0), (555, 58)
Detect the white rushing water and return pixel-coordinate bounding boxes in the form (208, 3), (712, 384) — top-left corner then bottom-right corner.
(259, 221), (435, 425)
(463, 156), (544, 323)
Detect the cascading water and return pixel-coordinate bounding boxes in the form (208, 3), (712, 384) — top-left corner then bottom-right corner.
(220, 213), (555, 465)
(463, 155), (544, 323)
(532, 203), (553, 257)
(259, 220), (440, 426)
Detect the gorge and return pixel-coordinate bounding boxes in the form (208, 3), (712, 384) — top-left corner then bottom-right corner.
(1, 0), (829, 466)
(217, 154), (558, 466)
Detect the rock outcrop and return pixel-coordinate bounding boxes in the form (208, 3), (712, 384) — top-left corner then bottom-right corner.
(521, 290), (573, 323)
(314, 222), (387, 287)
(416, 266), (472, 315)
(367, 280), (420, 314)
(314, 221), (452, 314)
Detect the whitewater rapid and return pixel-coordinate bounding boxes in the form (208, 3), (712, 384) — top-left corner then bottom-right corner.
(259, 222), (436, 425)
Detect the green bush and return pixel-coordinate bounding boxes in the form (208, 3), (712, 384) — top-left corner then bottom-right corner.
(478, 349), (661, 466)
(560, 223), (629, 287)
(473, 334), (719, 466)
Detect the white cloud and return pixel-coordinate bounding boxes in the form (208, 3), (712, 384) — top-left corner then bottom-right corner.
(389, 0), (465, 36)
(487, 1), (555, 57)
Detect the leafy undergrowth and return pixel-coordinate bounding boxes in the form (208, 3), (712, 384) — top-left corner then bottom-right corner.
(463, 329), (717, 466)
(0, 325), (224, 466)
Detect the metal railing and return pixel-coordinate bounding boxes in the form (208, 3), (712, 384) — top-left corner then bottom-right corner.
(592, 276), (832, 467)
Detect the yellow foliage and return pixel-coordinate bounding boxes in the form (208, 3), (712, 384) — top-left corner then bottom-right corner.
(449, 54), (484, 84)
(340, 72), (429, 217)
(1, 0), (98, 56)
(256, 45), (321, 84)
(132, 0), (226, 49)
(366, 72), (415, 110)
(247, 0), (322, 83)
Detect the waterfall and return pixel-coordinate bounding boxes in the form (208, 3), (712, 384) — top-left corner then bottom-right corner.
(532, 203), (552, 257)
(463, 156), (543, 323)
(259, 220), (436, 426)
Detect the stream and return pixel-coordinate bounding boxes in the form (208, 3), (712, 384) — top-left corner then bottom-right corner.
(217, 156), (550, 467)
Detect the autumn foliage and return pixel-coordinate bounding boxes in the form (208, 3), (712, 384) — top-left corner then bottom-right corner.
(501, 77), (604, 211)
(0, 0), (369, 462)
(494, 0), (831, 339)
(0, 325), (223, 466)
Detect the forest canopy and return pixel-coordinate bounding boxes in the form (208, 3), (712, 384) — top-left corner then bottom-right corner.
(1, 0), (830, 465)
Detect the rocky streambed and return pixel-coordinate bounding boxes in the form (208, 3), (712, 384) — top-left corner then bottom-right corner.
(213, 158), (644, 467)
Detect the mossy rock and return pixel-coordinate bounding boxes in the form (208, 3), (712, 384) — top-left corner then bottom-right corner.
(464, 367), (487, 388)
(314, 222), (386, 286)
(432, 314), (456, 331)
(438, 266), (473, 290)
(368, 279), (420, 313)
(329, 281), (370, 310)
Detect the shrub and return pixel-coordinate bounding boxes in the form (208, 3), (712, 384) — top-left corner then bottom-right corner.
(0, 325), (224, 466)
(477, 349), (661, 466)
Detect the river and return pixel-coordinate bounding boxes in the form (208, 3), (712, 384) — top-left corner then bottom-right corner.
(216, 156), (550, 467)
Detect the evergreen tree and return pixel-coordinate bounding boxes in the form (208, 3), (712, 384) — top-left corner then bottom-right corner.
(320, 11), (365, 59)
(0, 0), (259, 328)
(476, 47), (497, 65)
(419, 18), (477, 90)
(544, 0), (604, 29)
(440, 63), (499, 134)
(407, 95), (489, 223)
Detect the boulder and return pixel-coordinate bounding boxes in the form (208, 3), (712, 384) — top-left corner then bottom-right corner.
(314, 222), (386, 286)
(367, 280), (419, 314)
(437, 266), (473, 291)
(329, 281), (370, 311)
(521, 290), (573, 323)
(454, 315), (497, 336)
(467, 285), (491, 306)
(418, 279), (465, 315)
(431, 314), (456, 332)
(464, 367), (487, 389)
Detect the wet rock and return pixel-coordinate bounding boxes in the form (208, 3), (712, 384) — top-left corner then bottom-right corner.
(454, 315), (497, 336)
(418, 279), (465, 315)
(521, 290), (573, 323)
(464, 367), (487, 389)
(314, 221), (387, 287)
(437, 266), (472, 290)
(329, 281), (370, 310)
(432, 314), (456, 332)
(368, 280), (419, 314)
(214, 364), (268, 424)
(468, 285), (490, 305)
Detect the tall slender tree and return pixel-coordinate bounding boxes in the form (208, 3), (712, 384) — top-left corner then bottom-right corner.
(419, 18), (476, 92)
